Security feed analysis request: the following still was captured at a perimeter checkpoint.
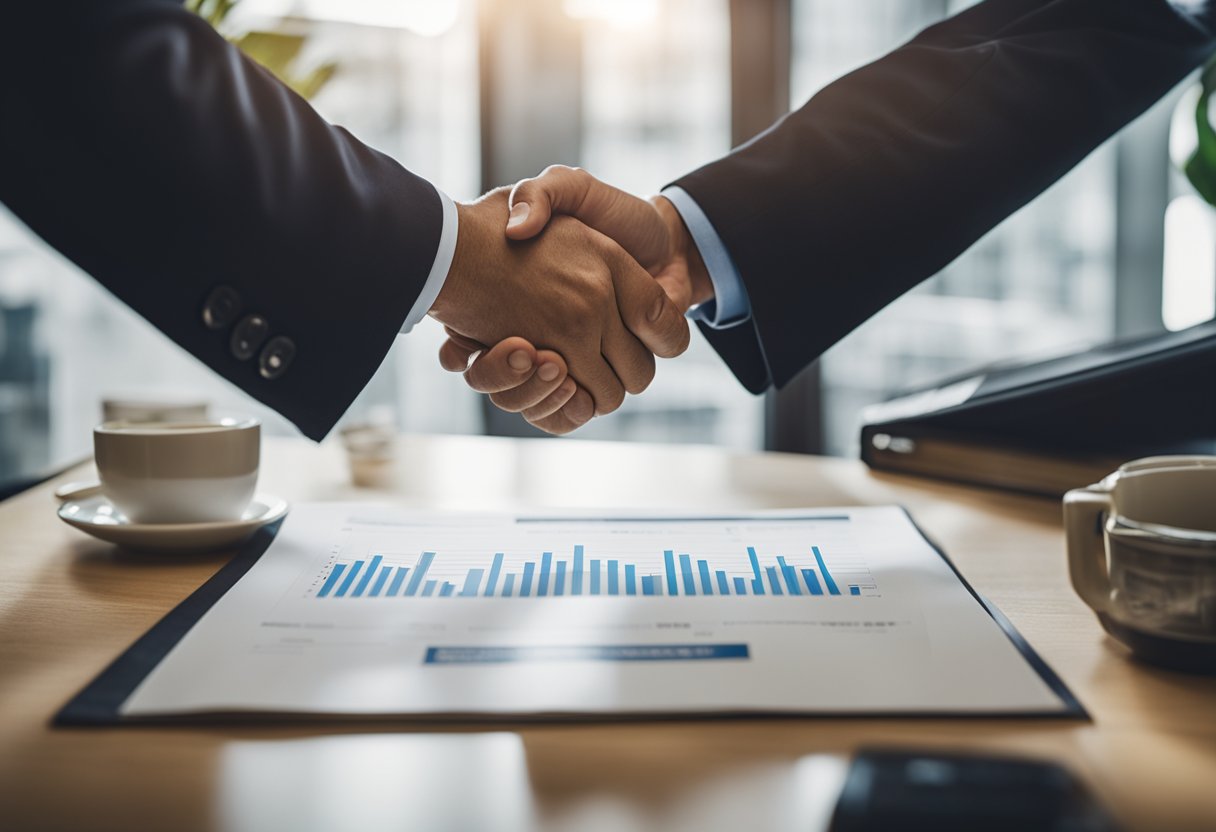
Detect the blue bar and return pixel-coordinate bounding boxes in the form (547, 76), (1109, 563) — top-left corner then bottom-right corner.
(766, 566), (784, 595)
(352, 555), (383, 597)
(642, 575), (657, 596)
(590, 559), (601, 595)
(317, 563), (347, 598)
(335, 560), (364, 597)
(813, 546), (841, 595)
(850, 585), (861, 596)
(387, 566), (409, 597)
(716, 570), (730, 595)
(664, 550), (678, 595)
(607, 560), (619, 595)
(520, 563), (535, 597)
(485, 553), (504, 597)
(802, 568), (823, 595)
(404, 552), (435, 597)
(697, 560), (714, 595)
(625, 564), (637, 595)
(439, 582), (454, 597)
(554, 561), (566, 596)
(538, 552), (552, 597)
(425, 644), (751, 664)
(747, 546), (766, 595)
(368, 565), (392, 597)
(733, 577), (747, 595)
(460, 568), (484, 597)
(777, 556), (802, 596)
(572, 545), (584, 595)
(422, 580), (437, 597)
(679, 554), (696, 596)
(502, 573), (515, 597)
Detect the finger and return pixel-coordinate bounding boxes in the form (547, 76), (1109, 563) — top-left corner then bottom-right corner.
(526, 386), (596, 435)
(507, 167), (667, 268)
(604, 242), (691, 359)
(462, 337), (540, 394)
(565, 349), (626, 416)
(519, 377), (578, 421)
(600, 316), (655, 396)
(488, 350), (570, 413)
(438, 327), (487, 372)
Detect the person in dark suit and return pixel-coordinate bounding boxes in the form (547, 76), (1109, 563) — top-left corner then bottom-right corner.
(445, 0), (1216, 434)
(0, 0), (690, 440)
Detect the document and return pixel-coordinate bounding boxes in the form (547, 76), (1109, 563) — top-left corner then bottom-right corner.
(120, 505), (1075, 718)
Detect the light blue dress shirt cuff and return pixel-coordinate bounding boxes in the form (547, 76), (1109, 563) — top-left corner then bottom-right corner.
(401, 184), (459, 333)
(660, 186), (752, 329)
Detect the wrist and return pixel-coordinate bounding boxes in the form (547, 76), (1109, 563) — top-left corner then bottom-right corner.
(653, 195), (714, 307)
(429, 192), (508, 324)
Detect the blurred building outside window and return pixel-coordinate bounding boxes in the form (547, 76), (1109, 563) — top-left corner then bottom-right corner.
(1, 0), (1213, 490)
(792, 0), (1123, 457)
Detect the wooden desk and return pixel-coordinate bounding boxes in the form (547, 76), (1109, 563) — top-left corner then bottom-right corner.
(2, 436), (1214, 831)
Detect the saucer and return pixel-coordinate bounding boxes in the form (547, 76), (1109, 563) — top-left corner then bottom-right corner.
(58, 492), (289, 552)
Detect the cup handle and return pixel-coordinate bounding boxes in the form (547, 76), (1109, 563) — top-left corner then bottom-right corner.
(1063, 487), (1112, 612)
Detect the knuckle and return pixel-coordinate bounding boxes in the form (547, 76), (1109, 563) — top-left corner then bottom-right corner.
(489, 391), (526, 413)
(623, 355), (656, 395)
(594, 384), (625, 416)
(654, 318), (691, 359)
(532, 416), (571, 436)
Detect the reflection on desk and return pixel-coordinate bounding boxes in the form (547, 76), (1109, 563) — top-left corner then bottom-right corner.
(1, 435), (1214, 832)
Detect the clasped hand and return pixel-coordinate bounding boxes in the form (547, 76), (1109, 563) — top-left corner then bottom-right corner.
(429, 167), (713, 435)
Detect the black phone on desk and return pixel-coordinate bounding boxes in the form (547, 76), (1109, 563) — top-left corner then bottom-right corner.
(828, 749), (1120, 832)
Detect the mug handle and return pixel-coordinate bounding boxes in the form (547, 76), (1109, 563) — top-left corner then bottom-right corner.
(1063, 487), (1112, 612)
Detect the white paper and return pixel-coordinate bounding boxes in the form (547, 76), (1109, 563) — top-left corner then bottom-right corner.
(121, 505), (1070, 717)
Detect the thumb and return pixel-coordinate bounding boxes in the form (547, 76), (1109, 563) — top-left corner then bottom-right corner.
(505, 166), (582, 241)
(506, 167), (667, 270)
(608, 245), (691, 360)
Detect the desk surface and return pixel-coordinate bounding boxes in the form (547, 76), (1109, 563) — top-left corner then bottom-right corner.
(2, 435), (1214, 832)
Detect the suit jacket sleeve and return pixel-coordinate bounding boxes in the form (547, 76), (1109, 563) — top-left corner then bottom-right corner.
(0, 0), (444, 440)
(673, 0), (1216, 394)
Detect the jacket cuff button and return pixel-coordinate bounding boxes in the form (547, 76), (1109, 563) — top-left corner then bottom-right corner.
(202, 286), (242, 330)
(230, 314), (270, 360)
(258, 336), (296, 380)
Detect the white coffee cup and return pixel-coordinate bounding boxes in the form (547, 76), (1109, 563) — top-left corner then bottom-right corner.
(1063, 456), (1216, 671)
(93, 418), (260, 524)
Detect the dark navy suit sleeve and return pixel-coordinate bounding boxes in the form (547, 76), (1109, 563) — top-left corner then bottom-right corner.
(0, 1), (444, 440)
(673, 0), (1216, 393)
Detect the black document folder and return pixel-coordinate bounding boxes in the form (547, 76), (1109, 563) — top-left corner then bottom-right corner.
(859, 320), (1216, 497)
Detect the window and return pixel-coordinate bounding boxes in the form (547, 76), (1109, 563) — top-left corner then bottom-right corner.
(791, 0), (1122, 456)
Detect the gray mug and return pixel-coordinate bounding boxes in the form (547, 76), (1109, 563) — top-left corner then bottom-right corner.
(1064, 456), (1216, 672)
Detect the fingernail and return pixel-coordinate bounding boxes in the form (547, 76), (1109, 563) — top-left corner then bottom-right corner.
(648, 295), (665, 322)
(538, 362), (560, 382)
(508, 349), (532, 371)
(506, 202), (530, 229)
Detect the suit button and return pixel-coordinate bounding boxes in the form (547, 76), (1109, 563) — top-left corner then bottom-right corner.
(202, 286), (242, 330)
(258, 336), (296, 379)
(230, 314), (270, 360)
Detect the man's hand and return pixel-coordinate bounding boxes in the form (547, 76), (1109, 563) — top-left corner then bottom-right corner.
(429, 187), (689, 425)
(439, 168), (713, 434)
(505, 166), (713, 311)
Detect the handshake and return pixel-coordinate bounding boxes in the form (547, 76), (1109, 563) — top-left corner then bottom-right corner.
(429, 166), (711, 436)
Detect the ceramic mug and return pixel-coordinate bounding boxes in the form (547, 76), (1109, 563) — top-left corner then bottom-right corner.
(1063, 456), (1216, 672)
(93, 418), (260, 524)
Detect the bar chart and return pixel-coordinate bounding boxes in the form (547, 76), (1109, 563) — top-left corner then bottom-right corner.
(313, 543), (877, 600)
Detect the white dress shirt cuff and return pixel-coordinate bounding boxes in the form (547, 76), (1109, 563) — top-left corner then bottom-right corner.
(400, 184), (459, 333)
(660, 186), (752, 329)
